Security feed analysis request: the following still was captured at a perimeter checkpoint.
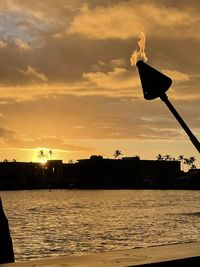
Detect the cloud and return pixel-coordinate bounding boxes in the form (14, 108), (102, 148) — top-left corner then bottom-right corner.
(0, 69), (197, 104)
(0, 127), (15, 137)
(0, 130), (94, 161)
(68, 2), (200, 40)
(0, 0), (199, 164)
(19, 66), (48, 82)
(0, 41), (7, 48)
(163, 69), (190, 82)
(0, 0), (198, 97)
(0, 91), (199, 164)
(7, 134), (93, 152)
(0, 82), (98, 103)
(68, 3), (143, 39)
(0, 0), (65, 52)
(83, 67), (139, 92)
(14, 38), (32, 51)
(91, 58), (127, 72)
(0, 93), (190, 140)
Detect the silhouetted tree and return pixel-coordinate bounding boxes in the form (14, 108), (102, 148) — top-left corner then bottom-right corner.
(164, 154), (172, 161)
(38, 150), (47, 163)
(189, 156), (196, 169)
(191, 164), (197, 170)
(183, 157), (191, 172)
(183, 156), (196, 171)
(113, 150), (122, 159)
(48, 150), (53, 160)
(157, 154), (177, 161)
(156, 154), (164, 161)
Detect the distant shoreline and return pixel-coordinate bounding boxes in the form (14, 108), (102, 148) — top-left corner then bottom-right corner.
(0, 158), (199, 191)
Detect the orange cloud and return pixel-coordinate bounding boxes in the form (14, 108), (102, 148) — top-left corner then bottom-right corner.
(68, 2), (200, 40)
(19, 66), (48, 82)
(162, 70), (190, 82)
(83, 67), (140, 93)
(0, 41), (7, 48)
(15, 38), (32, 51)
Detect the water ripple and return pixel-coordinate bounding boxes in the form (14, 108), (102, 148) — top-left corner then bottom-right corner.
(0, 189), (200, 261)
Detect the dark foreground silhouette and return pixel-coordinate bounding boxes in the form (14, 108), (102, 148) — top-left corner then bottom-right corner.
(0, 198), (15, 264)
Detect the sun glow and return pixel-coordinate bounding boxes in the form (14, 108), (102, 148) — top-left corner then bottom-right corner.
(35, 147), (51, 163)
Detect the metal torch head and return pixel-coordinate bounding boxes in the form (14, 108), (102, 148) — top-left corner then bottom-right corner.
(136, 60), (172, 100)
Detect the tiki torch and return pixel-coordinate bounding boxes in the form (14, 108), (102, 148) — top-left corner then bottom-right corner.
(131, 33), (200, 153)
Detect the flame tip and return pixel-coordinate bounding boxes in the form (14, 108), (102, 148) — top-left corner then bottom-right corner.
(130, 32), (147, 67)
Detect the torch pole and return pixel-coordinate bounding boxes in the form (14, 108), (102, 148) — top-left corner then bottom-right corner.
(160, 93), (200, 153)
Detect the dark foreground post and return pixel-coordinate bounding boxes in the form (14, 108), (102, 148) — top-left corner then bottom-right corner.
(0, 198), (15, 264)
(160, 93), (200, 153)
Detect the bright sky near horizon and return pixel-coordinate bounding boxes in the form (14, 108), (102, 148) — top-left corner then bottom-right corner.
(0, 0), (199, 166)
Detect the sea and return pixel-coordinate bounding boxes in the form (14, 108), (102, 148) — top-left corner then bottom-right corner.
(1, 189), (200, 262)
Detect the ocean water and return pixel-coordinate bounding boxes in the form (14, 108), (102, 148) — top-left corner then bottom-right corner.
(1, 189), (200, 262)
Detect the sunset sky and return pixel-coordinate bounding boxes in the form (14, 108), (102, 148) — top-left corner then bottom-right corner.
(0, 0), (199, 166)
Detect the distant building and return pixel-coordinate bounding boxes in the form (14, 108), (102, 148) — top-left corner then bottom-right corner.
(0, 162), (45, 189)
(122, 156), (140, 161)
(62, 156), (181, 189)
(2, 157), (198, 190)
(46, 160), (63, 187)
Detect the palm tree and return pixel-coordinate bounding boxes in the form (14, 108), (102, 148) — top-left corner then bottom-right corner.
(49, 150), (53, 160)
(183, 157), (191, 172)
(191, 164), (197, 170)
(156, 154), (164, 161)
(189, 156), (196, 169)
(113, 150), (122, 159)
(164, 154), (172, 161)
(183, 156), (196, 171)
(38, 150), (47, 163)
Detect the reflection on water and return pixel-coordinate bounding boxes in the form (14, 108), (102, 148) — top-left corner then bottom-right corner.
(1, 189), (200, 261)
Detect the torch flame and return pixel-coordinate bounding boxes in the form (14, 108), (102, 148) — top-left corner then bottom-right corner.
(130, 32), (147, 66)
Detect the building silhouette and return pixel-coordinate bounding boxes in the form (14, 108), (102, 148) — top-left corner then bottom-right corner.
(0, 157), (199, 190)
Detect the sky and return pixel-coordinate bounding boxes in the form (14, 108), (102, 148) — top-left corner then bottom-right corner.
(0, 0), (199, 166)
